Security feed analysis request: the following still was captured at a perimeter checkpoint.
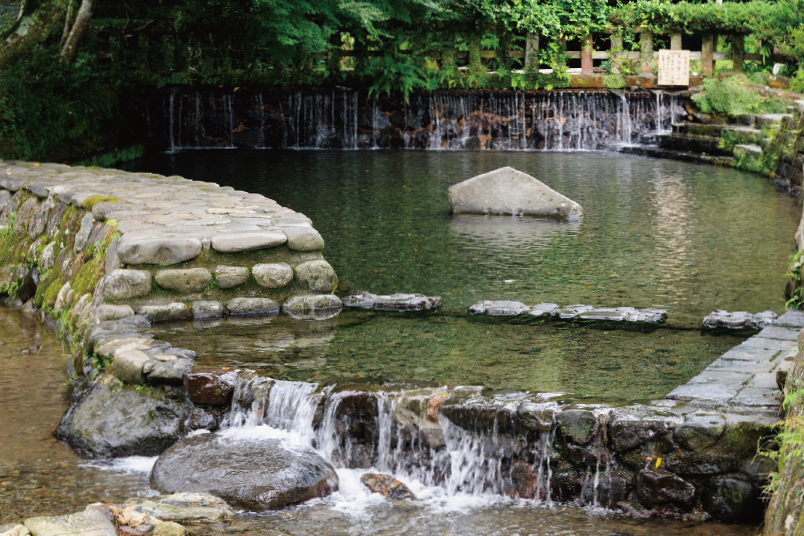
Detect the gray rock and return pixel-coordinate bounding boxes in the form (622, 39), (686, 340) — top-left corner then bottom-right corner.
(27, 197), (54, 239)
(214, 266), (249, 289)
(0, 525), (28, 536)
(609, 408), (682, 451)
(104, 270), (152, 300)
(24, 509), (116, 536)
(155, 268), (212, 293)
(702, 476), (761, 522)
(63, 374), (192, 457)
(149, 430), (339, 510)
(555, 410), (598, 444)
(282, 227), (325, 251)
(252, 263), (293, 288)
(554, 304), (594, 319)
(125, 493), (233, 522)
(448, 167), (583, 219)
(210, 231), (287, 253)
(54, 282), (72, 312)
(118, 237), (203, 266)
(343, 291), (442, 312)
(0, 190), (10, 213)
(674, 413), (726, 450)
(137, 303), (191, 322)
(469, 300), (530, 316)
(151, 522), (185, 536)
(226, 297), (280, 316)
(529, 303), (558, 317)
(148, 358), (193, 386)
(703, 310), (778, 330)
(105, 237), (121, 274)
(93, 304), (135, 323)
(192, 301), (224, 319)
(294, 260), (337, 293)
(637, 469), (695, 508)
(577, 308), (633, 322)
(39, 242), (56, 271)
(282, 295), (343, 319)
(73, 213), (95, 254)
(114, 345), (153, 385)
(625, 308), (667, 323)
(46, 202), (68, 239)
(12, 198), (38, 235)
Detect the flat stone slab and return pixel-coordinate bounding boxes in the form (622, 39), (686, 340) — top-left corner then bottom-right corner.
(774, 309), (804, 328)
(448, 167), (583, 219)
(758, 326), (800, 341)
(210, 232), (287, 253)
(343, 291), (442, 312)
(468, 300), (666, 324)
(702, 310), (777, 331)
(25, 508), (116, 536)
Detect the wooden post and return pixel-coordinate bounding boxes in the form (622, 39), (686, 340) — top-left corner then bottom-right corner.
(525, 32), (540, 73)
(732, 34), (745, 72)
(702, 33), (714, 76)
(639, 28), (653, 76)
(670, 33), (682, 50)
(468, 34), (482, 73)
(581, 35), (593, 74)
(610, 35), (623, 74)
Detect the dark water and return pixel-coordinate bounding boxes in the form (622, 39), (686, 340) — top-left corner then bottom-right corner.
(136, 150), (799, 402)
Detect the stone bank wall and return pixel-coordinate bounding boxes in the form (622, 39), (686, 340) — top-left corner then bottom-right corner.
(0, 161), (340, 333)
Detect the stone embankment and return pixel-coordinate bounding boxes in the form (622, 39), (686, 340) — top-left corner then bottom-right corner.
(0, 160), (340, 456)
(626, 99), (804, 196)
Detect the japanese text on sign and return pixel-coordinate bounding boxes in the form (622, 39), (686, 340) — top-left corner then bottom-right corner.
(658, 50), (690, 86)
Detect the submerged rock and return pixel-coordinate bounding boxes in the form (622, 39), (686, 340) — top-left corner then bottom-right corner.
(360, 473), (416, 500)
(447, 167), (583, 219)
(125, 493), (233, 522)
(24, 508), (116, 536)
(468, 300), (530, 316)
(150, 428), (339, 510)
(343, 291), (442, 312)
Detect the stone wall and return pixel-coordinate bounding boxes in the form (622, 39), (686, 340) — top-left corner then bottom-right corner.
(0, 160), (342, 456)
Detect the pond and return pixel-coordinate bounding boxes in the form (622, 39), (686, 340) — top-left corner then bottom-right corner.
(3, 148), (795, 534)
(133, 150), (799, 403)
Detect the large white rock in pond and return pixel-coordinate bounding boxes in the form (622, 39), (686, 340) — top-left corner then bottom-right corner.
(448, 167), (583, 219)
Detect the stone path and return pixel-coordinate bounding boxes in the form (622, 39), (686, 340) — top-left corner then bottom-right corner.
(666, 309), (804, 413)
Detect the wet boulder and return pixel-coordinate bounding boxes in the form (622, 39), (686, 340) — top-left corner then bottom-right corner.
(61, 374), (192, 457)
(150, 428), (339, 511)
(360, 473), (415, 500)
(636, 469), (696, 509)
(447, 167), (583, 219)
(702, 476), (762, 523)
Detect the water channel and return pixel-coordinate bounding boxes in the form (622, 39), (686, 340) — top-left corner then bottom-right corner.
(2, 149), (798, 534)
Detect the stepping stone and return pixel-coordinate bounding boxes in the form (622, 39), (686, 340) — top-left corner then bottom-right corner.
(343, 291), (442, 312)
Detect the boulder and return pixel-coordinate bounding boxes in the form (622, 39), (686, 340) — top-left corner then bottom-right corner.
(125, 493), (233, 522)
(636, 469), (696, 509)
(447, 167), (583, 219)
(155, 269), (212, 293)
(252, 263), (293, 288)
(149, 428), (339, 510)
(294, 260), (337, 293)
(62, 374), (192, 457)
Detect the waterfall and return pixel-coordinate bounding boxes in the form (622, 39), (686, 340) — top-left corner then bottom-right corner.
(150, 88), (681, 152)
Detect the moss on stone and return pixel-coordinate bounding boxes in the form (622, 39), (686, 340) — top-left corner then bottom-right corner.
(82, 195), (119, 209)
(604, 74), (626, 89)
(71, 256), (105, 299)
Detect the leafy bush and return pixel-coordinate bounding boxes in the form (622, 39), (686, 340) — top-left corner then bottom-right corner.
(692, 77), (787, 115)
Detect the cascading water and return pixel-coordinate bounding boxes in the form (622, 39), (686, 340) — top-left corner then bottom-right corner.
(219, 377), (567, 508)
(150, 89), (685, 152)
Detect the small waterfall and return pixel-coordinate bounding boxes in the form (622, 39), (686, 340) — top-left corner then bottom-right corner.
(150, 88), (682, 152)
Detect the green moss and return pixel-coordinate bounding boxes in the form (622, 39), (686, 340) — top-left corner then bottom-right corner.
(82, 195), (119, 209)
(604, 74), (626, 89)
(71, 256), (105, 299)
(693, 77), (790, 115)
(724, 421), (774, 458)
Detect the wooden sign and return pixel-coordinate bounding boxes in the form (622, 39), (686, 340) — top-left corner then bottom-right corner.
(658, 50), (690, 86)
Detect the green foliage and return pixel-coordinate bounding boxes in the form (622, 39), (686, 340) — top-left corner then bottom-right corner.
(692, 77), (786, 115)
(786, 249), (804, 309)
(604, 74), (626, 89)
(791, 71), (804, 94)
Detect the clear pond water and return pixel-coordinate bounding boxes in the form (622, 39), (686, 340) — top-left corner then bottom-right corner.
(0, 149), (793, 534)
(135, 150), (799, 403)
(0, 307), (757, 535)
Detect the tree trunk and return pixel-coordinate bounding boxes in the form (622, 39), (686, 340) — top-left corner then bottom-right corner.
(60, 0), (97, 64)
(60, 0), (73, 45)
(0, 0), (68, 69)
